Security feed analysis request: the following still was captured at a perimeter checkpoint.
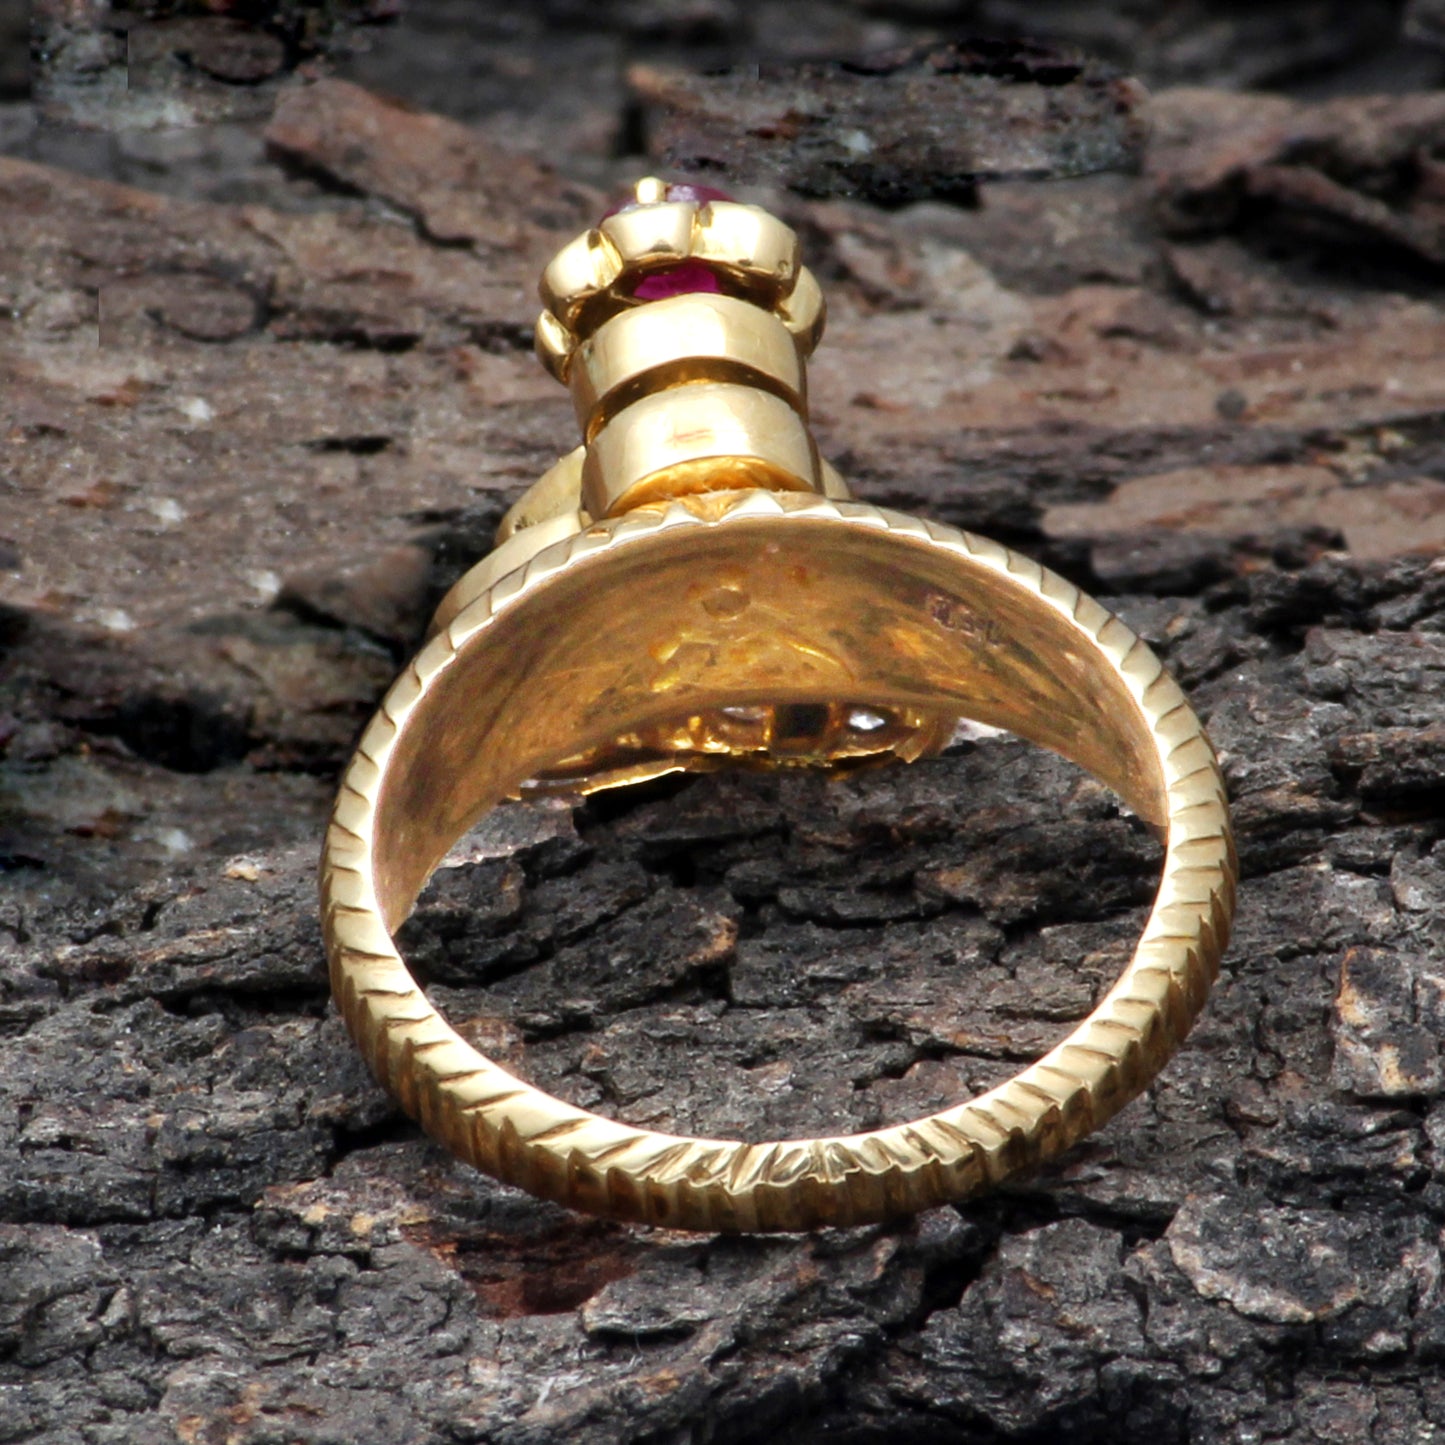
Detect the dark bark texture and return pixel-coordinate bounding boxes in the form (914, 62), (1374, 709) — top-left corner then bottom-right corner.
(4, 4), (1445, 1443)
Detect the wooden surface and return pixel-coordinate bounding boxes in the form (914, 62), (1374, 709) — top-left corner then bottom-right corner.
(3, 6), (1445, 1441)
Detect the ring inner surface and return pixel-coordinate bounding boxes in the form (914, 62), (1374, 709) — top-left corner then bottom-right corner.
(372, 516), (1166, 933)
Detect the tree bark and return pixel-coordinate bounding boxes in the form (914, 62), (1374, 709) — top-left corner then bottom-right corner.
(3, 8), (1445, 1443)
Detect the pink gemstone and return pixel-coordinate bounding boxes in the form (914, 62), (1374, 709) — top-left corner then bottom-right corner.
(630, 262), (723, 300)
(660, 181), (733, 207)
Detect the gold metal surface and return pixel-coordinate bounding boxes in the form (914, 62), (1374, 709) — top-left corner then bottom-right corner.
(431, 452), (856, 645)
(778, 265), (826, 351)
(582, 383), (821, 517)
(691, 201), (799, 289)
(320, 179), (1237, 1232)
(569, 293), (806, 437)
(493, 447), (586, 543)
(322, 493), (1235, 1231)
(539, 228), (624, 332)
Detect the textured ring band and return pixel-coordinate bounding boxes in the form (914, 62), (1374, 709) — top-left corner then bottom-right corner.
(319, 181), (1237, 1233)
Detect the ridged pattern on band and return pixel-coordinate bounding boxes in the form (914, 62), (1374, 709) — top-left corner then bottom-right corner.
(319, 493), (1236, 1232)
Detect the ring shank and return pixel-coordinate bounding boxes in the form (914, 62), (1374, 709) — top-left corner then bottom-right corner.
(322, 492), (1235, 1231)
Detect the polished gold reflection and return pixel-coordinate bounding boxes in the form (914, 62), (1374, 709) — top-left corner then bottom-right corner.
(373, 501), (1163, 940)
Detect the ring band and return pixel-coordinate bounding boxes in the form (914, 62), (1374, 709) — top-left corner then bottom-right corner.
(320, 180), (1236, 1233)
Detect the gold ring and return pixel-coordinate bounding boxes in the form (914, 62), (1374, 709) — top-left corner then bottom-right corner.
(319, 179), (1236, 1233)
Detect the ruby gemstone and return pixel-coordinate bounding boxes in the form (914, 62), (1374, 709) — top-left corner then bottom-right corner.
(631, 262), (723, 301)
